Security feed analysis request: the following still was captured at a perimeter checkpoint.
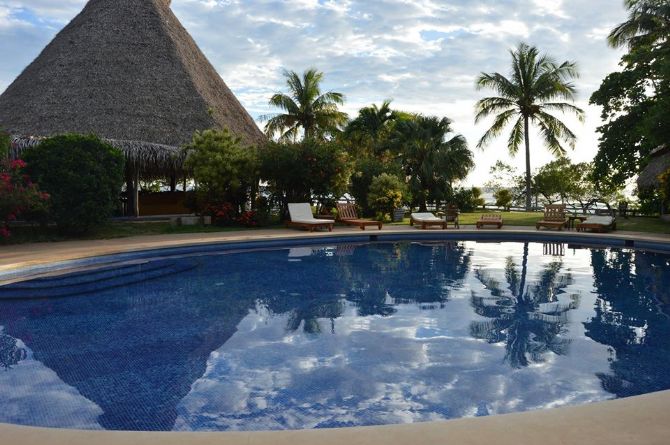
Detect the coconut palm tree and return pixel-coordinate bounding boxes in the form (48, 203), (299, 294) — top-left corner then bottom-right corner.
(344, 99), (397, 153)
(608, 0), (670, 48)
(391, 115), (473, 211)
(475, 43), (585, 210)
(262, 68), (348, 142)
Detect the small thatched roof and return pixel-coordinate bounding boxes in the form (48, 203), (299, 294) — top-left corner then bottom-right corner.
(0, 0), (265, 148)
(11, 135), (186, 181)
(637, 145), (670, 189)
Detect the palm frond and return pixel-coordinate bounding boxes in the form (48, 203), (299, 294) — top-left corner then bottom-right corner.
(533, 112), (573, 157)
(507, 117), (525, 155)
(475, 72), (520, 98)
(474, 96), (516, 123)
(540, 102), (585, 122)
(476, 108), (518, 150)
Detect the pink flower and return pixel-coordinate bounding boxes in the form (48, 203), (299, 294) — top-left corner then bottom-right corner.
(9, 159), (26, 169)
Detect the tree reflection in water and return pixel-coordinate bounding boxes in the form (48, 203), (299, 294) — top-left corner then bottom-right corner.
(470, 242), (579, 368)
(260, 242), (472, 334)
(0, 334), (26, 369)
(585, 249), (670, 397)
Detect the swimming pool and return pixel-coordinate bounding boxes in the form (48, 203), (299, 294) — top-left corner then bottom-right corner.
(0, 239), (669, 431)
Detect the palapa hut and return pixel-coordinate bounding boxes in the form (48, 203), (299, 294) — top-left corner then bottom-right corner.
(637, 145), (670, 215)
(637, 145), (670, 191)
(0, 0), (265, 216)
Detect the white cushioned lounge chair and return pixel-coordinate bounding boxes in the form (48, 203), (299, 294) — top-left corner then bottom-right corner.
(287, 203), (334, 232)
(576, 215), (616, 233)
(410, 212), (447, 229)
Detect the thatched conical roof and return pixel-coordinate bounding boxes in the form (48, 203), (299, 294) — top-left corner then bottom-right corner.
(637, 145), (670, 190)
(0, 0), (265, 148)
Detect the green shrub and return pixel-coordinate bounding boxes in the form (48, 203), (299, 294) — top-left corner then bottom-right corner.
(450, 187), (482, 212)
(495, 189), (513, 211)
(349, 157), (402, 216)
(259, 140), (349, 218)
(23, 134), (124, 234)
(184, 128), (258, 214)
(368, 173), (407, 221)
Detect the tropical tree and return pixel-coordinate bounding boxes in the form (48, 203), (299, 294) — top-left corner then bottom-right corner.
(184, 129), (258, 213)
(391, 115), (473, 211)
(344, 99), (397, 155)
(259, 139), (350, 218)
(607, 0), (670, 48)
(262, 68), (348, 141)
(590, 0), (670, 188)
(533, 158), (577, 204)
(475, 42), (585, 210)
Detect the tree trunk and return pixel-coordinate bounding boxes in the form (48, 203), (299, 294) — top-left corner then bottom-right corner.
(524, 116), (532, 211)
(132, 169), (140, 217)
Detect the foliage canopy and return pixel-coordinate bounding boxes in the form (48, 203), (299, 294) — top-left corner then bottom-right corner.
(23, 134), (124, 234)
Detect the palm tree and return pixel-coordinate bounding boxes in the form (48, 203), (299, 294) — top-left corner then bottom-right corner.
(262, 68), (348, 141)
(475, 43), (585, 210)
(608, 0), (670, 48)
(391, 115), (473, 211)
(344, 99), (397, 153)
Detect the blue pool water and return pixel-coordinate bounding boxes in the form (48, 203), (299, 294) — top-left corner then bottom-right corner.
(0, 240), (670, 431)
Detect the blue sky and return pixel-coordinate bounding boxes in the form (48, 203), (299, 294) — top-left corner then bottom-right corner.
(0, 0), (627, 186)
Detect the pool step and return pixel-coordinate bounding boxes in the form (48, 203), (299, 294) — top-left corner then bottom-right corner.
(0, 259), (199, 299)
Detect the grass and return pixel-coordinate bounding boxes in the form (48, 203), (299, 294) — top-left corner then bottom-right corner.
(458, 211), (670, 234)
(3, 211), (669, 245)
(394, 211), (670, 234)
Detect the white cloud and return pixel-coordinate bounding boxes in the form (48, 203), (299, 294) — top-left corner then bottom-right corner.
(0, 0), (630, 185)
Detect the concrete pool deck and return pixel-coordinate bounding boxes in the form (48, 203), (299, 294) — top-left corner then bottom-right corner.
(1, 225), (670, 444)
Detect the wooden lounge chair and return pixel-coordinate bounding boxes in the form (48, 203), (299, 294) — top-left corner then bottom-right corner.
(335, 203), (382, 230)
(410, 212), (447, 229)
(444, 204), (460, 229)
(286, 203), (334, 232)
(576, 215), (617, 233)
(476, 213), (503, 229)
(536, 205), (568, 231)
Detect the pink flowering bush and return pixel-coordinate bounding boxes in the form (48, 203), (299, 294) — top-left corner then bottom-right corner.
(0, 158), (50, 238)
(203, 202), (236, 226)
(236, 210), (258, 227)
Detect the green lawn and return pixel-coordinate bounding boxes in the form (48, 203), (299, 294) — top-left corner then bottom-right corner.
(460, 211), (670, 234)
(394, 211), (670, 234)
